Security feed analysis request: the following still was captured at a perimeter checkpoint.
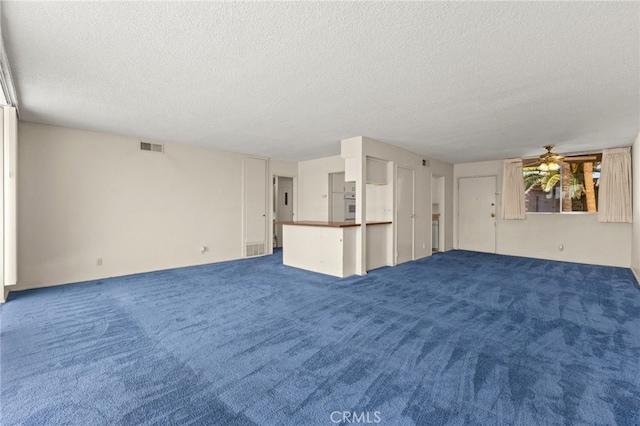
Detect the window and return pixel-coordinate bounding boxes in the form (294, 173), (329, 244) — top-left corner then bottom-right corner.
(523, 154), (601, 213)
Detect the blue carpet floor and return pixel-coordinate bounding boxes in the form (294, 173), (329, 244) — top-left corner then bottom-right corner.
(2, 250), (640, 425)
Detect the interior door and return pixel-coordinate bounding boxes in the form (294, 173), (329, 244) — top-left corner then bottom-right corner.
(396, 166), (415, 264)
(244, 157), (268, 256)
(458, 176), (496, 253)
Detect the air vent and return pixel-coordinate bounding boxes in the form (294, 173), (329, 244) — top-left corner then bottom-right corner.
(140, 141), (164, 153)
(246, 242), (265, 257)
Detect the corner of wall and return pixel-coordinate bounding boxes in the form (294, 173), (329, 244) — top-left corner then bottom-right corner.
(632, 268), (640, 288)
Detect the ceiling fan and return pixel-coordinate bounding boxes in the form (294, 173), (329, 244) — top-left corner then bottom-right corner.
(523, 146), (600, 171)
(536, 145), (563, 171)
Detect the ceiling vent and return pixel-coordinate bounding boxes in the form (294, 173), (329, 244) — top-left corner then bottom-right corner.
(140, 141), (163, 153)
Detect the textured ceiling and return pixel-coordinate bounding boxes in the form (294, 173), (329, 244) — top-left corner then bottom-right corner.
(2, 2), (639, 163)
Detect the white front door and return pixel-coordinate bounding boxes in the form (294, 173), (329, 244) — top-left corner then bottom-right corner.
(396, 166), (415, 264)
(458, 176), (497, 253)
(244, 157), (268, 257)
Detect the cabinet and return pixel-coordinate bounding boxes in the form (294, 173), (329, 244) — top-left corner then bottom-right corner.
(331, 172), (346, 193)
(332, 175), (355, 194)
(345, 181), (356, 194)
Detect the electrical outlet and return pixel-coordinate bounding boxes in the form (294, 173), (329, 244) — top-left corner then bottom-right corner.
(200, 246), (208, 254)
(97, 258), (103, 266)
(422, 243), (426, 250)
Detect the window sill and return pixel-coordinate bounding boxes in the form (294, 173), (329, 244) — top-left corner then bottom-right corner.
(525, 212), (597, 215)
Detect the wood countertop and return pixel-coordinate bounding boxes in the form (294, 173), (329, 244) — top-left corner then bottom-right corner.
(277, 221), (392, 228)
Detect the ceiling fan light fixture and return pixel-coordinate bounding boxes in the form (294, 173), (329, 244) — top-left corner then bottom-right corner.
(535, 145), (564, 172)
(548, 162), (560, 171)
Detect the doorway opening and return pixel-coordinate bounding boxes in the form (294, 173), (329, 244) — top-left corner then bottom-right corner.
(431, 175), (445, 253)
(273, 176), (294, 248)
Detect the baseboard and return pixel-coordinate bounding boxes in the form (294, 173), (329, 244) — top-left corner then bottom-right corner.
(632, 267), (640, 287)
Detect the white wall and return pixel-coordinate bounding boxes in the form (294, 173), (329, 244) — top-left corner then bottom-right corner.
(17, 122), (247, 290)
(632, 133), (640, 281)
(270, 158), (297, 178)
(454, 160), (632, 268)
(297, 155), (345, 221)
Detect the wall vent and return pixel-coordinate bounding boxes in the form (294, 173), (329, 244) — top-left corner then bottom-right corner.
(140, 141), (164, 153)
(246, 242), (265, 257)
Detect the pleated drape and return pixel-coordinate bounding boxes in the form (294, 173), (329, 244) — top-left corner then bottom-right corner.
(501, 159), (526, 220)
(597, 147), (632, 223)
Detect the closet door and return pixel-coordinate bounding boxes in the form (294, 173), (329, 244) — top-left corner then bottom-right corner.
(243, 157), (268, 257)
(396, 166), (415, 264)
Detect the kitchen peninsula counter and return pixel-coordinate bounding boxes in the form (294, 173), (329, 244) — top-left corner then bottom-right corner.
(277, 221), (391, 228)
(279, 221), (391, 277)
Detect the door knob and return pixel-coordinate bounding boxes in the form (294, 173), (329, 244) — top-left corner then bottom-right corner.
(491, 213), (495, 217)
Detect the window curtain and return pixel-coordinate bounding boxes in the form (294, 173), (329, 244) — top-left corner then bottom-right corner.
(3, 107), (17, 286)
(501, 159), (526, 219)
(598, 147), (632, 223)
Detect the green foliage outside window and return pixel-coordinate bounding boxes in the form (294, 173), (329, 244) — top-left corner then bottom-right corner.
(523, 161), (600, 213)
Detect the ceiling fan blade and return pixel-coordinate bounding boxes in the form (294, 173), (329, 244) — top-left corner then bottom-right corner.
(563, 155), (598, 162)
(519, 149), (599, 167)
(523, 159), (541, 166)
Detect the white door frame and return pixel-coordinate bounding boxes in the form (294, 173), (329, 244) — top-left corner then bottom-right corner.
(273, 175), (295, 249)
(269, 171), (297, 255)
